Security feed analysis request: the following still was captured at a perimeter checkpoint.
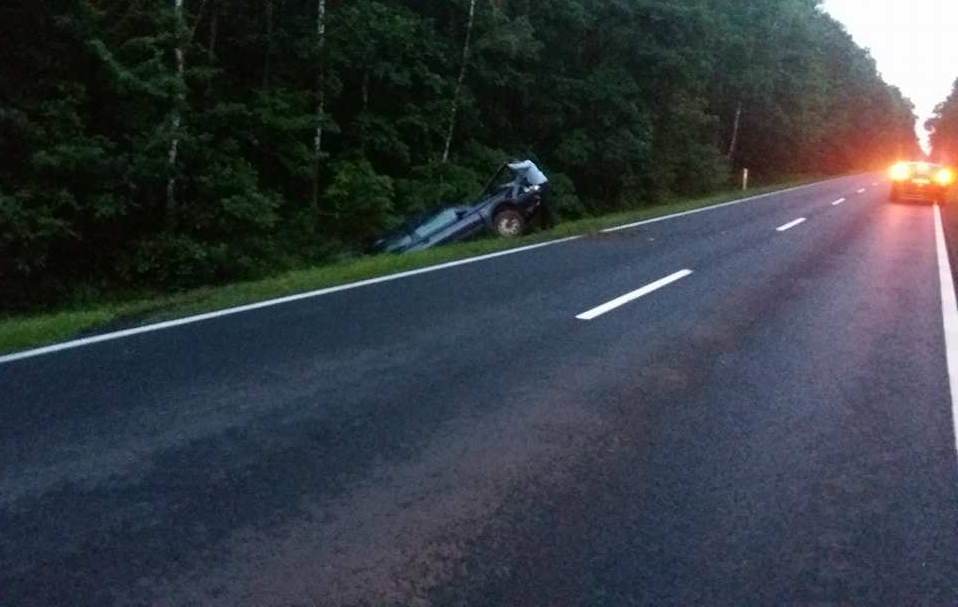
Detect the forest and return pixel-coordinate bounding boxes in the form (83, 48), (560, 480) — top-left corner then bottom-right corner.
(929, 78), (958, 164)
(1, 0), (921, 310)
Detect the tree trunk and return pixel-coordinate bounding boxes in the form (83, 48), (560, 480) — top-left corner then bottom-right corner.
(441, 0), (477, 163)
(362, 70), (369, 111)
(167, 0), (186, 224)
(311, 0), (327, 213)
(263, 0), (274, 90)
(726, 101), (742, 160)
(207, 0), (218, 62)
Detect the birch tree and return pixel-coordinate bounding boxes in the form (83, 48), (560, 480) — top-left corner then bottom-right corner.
(167, 0), (186, 221)
(207, 0), (219, 61)
(311, 0), (326, 211)
(726, 101), (742, 159)
(263, 0), (276, 89)
(441, 0), (477, 163)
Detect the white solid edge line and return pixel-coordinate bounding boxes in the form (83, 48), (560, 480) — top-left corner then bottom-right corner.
(776, 218), (807, 232)
(831, 198), (846, 206)
(0, 175), (855, 365)
(933, 205), (958, 456)
(576, 270), (693, 321)
(0, 237), (583, 365)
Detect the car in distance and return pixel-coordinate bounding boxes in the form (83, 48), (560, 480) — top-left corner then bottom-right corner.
(371, 161), (548, 254)
(888, 161), (954, 203)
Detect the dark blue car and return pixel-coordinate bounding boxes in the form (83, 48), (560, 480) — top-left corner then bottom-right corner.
(372, 161), (548, 254)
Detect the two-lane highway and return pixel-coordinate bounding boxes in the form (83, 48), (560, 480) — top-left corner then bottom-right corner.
(2, 174), (958, 605)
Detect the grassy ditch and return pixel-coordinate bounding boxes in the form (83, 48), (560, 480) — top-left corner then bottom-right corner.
(0, 178), (827, 355)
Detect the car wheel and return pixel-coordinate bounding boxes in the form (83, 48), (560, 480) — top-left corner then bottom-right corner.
(493, 208), (526, 238)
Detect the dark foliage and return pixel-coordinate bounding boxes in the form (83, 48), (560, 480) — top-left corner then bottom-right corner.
(929, 78), (958, 164)
(0, 0), (920, 310)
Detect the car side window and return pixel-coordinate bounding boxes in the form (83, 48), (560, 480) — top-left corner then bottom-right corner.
(414, 209), (460, 238)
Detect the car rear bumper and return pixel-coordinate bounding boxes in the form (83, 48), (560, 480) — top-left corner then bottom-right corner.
(892, 182), (947, 202)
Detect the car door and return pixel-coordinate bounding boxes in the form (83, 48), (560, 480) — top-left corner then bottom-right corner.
(452, 207), (487, 239)
(425, 208), (483, 246)
(407, 209), (461, 250)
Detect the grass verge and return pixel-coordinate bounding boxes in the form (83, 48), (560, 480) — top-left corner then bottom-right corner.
(1, 177), (827, 355)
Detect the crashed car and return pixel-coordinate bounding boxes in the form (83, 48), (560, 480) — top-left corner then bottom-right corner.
(372, 160), (549, 254)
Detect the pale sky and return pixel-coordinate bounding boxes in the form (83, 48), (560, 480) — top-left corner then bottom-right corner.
(822, 0), (958, 152)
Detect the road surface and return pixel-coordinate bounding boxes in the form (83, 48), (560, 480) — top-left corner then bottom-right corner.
(3, 174), (958, 605)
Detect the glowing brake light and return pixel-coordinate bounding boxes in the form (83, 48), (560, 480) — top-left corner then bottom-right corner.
(935, 168), (955, 187)
(889, 162), (911, 181)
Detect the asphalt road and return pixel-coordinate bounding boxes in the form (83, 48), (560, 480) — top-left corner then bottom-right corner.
(3, 174), (958, 606)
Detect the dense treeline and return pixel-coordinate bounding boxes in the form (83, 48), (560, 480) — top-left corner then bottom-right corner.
(929, 78), (958, 164)
(1, 0), (918, 310)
